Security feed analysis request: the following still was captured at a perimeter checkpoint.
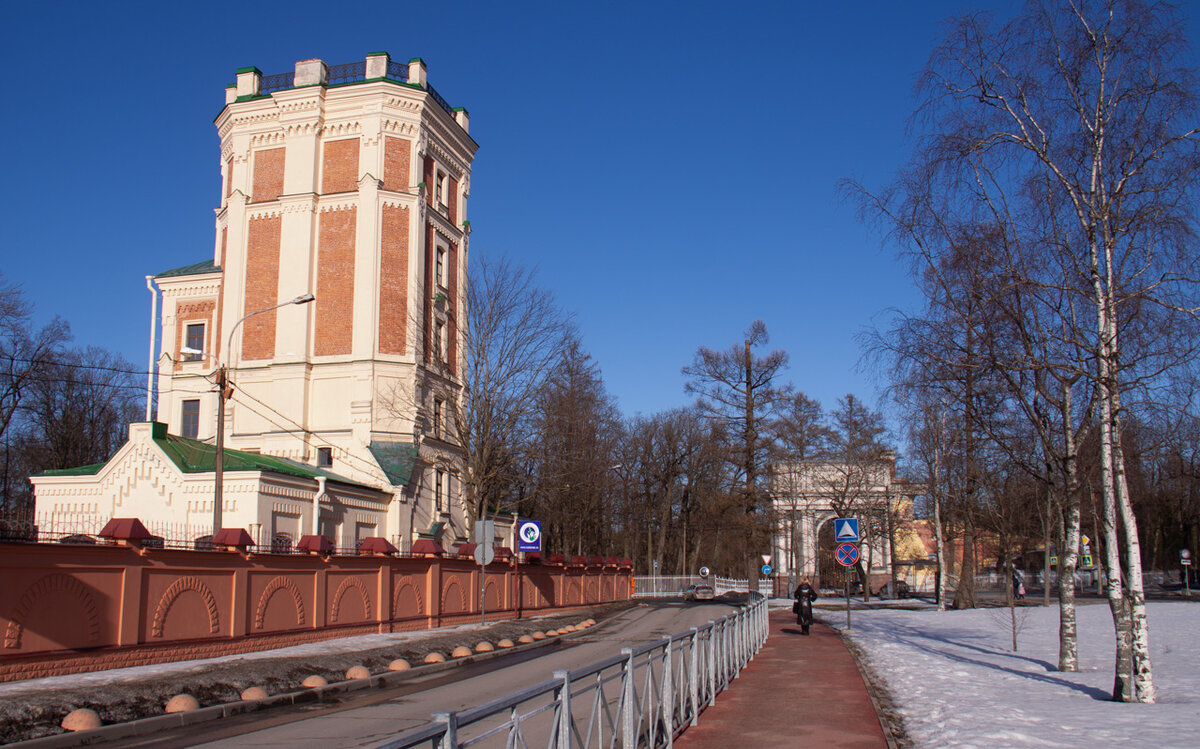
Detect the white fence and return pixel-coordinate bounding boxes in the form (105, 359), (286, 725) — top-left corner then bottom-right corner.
(377, 595), (769, 748)
(631, 576), (749, 598)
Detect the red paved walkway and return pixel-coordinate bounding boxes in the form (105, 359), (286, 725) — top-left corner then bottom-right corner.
(676, 609), (889, 748)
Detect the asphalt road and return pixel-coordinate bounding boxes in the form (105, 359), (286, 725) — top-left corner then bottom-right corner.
(116, 599), (741, 748)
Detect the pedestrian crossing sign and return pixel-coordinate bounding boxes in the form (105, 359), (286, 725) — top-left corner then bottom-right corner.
(834, 518), (860, 543)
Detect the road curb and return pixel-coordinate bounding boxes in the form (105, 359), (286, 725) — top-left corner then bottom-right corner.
(9, 624), (601, 748)
(828, 624), (903, 749)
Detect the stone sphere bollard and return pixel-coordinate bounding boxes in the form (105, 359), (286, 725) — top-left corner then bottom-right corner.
(165, 694), (200, 713)
(518, 634), (534, 644)
(345, 665), (371, 680)
(497, 638), (515, 648)
(450, 646), (473, 658)
(389, 658), (411, 671)
(475, 641), (494, 652)
(301, 675), (328, 688)
(424, 652), (446, 664)
(61, 708), (101, 732)
(240, 686), (269, 701)
(531, 631), (546, 640)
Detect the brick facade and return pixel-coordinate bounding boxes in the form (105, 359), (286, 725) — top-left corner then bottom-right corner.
(243, 216), (282, 360)
(383, 137), (411, 192)
(321, 138), (360, 194)
(314, 208), (357, 356)
(379, 205), (409, 355)
(251, 147), (285, 202)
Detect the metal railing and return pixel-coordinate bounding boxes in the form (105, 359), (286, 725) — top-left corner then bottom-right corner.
(377, 595), (768, 748)
(631, 576), (749, 598)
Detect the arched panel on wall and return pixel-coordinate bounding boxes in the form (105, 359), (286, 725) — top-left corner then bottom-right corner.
(3, 573), (103, 651)
(601, 576), (613, 602)
(393, 577), (424, 619)
(441, 576), (468, 614)
(329, 576), (372, 624)
(524, 573), (554, 609)
(151, 576), (221, 639)
(483, 578), (502, 610)
(566, 579), (582, 606)
(254, 576), (306, 631)
(584, 577), (598, 604)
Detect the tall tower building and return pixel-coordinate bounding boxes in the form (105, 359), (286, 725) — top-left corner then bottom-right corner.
(151, 54), (476, 546)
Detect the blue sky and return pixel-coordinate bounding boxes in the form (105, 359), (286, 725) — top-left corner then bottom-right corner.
(4, 1), (1198, 425)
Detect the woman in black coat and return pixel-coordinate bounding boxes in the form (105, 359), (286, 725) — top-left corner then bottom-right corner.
(794, 579), (818, 635)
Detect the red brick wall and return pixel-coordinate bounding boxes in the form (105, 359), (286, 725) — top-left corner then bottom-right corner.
(448, 176), (459, 225)
(0, 543), (632, 682)
(448, 241), (458, 375)
(243, 216), (281, 360)
(383, 137), (411, 192)
(423, 156), (434, 207)
(379, 205), (409, 355)
(251, 148), (285, 202)
(423, 225), (435, 363)
(314, 208), (357, 356)
(321, 138), (360, 194)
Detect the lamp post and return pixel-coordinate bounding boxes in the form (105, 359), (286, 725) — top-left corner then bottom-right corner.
(196, 293), (314, 538)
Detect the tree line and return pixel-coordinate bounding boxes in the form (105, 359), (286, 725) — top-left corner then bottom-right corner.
(850, 0), (1200, 704)
(0, 273), (142, 518)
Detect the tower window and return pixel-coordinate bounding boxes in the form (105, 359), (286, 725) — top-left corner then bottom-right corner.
(435, 469), (445, 514)
(433, 398), (444, 438)
(181, 399), (200, 439)
(434, 320), (446, 362)
(435, 247), (446, 290)
(317, 447), (333, 467)
(184, 323), (205, 360)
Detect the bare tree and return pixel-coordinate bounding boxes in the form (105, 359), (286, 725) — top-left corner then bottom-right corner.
(855, 0), (1200, 702)
(428, 257), (570, 527)
(0, 275), (71, 511)
(683, 320), (788, 580)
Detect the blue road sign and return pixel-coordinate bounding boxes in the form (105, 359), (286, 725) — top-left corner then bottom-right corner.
(835, 542), (860, 567)
(761, 564), (773, 576)
(834, 518), (860, 543)
(517, 520), (542, 553)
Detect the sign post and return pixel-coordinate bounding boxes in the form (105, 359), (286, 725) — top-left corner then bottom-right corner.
(1182, 548), (1192, 598)
(836, 541), (860, 630)
(475, 519), (496, 625)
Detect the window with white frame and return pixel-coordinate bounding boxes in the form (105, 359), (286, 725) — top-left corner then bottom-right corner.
(435, 469), (445, 514)
(184, 323), (205, 360)
(435, 247), (446, 290)
(317, 447), (333, 467)
(434, 170), (448, 214)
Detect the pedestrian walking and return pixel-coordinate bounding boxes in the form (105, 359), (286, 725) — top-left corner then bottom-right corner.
(1013, 569), (1025, 600)
(793, 579), (817, 635)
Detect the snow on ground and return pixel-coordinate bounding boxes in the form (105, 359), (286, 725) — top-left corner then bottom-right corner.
(818, 601), (1200, 748)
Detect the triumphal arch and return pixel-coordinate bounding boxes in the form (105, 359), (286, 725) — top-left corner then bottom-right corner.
(768, 455), (924, 591)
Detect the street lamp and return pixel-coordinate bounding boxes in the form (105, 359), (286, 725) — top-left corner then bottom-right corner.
(185, 293), (315, 538)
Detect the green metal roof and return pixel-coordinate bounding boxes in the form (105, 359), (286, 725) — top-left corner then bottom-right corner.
(37, 422), (378, 492)
(41, 462), (106, 477)
(367, 440), (418, 486)
(156, 259), (221, 278)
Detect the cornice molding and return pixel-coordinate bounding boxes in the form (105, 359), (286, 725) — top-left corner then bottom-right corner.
(250, 131), (286, 147)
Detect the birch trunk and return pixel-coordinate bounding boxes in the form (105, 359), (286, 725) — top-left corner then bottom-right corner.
(1057, 385), (1081, 672)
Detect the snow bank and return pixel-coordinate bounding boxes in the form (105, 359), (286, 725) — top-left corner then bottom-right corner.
(821, 601), (1200, 748)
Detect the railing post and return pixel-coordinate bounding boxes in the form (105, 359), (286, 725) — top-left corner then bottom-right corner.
(688, 626), (700, 726)
(661, 638), (675, 746)
(706, 620), (718, 705)
(553, 669), (572, 749)
(433, 710), (458, 749)
(620, 647), (636, 748)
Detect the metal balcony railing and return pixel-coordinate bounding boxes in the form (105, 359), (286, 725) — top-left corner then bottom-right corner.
(375, 595), (768, 748)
